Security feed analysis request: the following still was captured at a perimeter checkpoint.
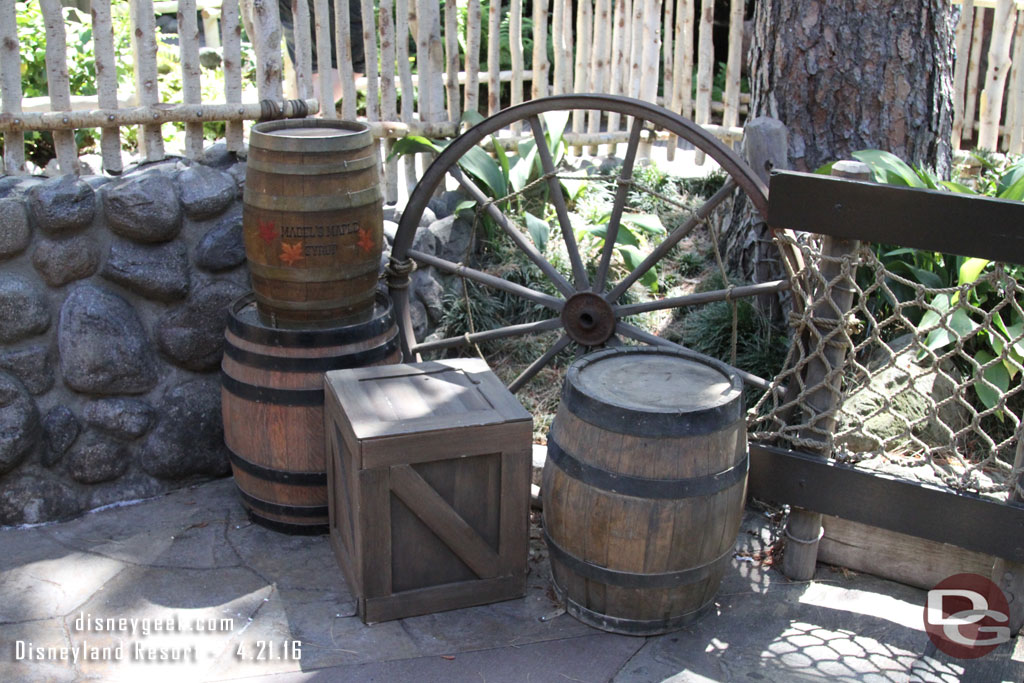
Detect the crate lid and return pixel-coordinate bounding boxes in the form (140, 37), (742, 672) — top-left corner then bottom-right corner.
(325, 358), (531, 440)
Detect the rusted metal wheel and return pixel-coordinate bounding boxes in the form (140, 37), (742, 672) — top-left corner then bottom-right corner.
(387, 94), (784, 393)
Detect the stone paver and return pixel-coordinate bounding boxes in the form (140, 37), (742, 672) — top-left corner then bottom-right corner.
(0, 477), (1021, 682)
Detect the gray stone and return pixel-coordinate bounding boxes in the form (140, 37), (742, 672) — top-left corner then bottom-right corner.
(178, 164), (237, 219)
(26, 175), (96, 234)
(101, 238), (190, 302)
(83, 398), (155, 441)
(417, 206), (437, 228)
(382, 205), (402, 223)
(41, 405), (79, 467)
(58, 285), (158, 395)
(0, 198), (31, 259)
(199, 46), (222, 69)
(66, 433), (130, 484)
(383, 219), (399, 245)
(0, 373), (39, 476)
(410, 299), (429, 340)
(156, 279), (246, 371)
(201, 142), (236, 169)
(139, 378), (230, 479)
(227, 162), (246, 198)
(427, 190), (466, 219)
(0, 275), (50, 344)
(0, 343), (54, 395)
(413, 267), (446, 324)
(102, 172), (182, 243)
(428, 214), (475, 263)
(0, 475), (80, 525)
(411, 225), (437, 257)
(31, 235), (101, 287)
(83, 175), (112, 190)
(194, 204), (245, 272)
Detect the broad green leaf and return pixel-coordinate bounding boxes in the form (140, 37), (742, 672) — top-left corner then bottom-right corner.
(922, 306), (978, 353)
(814, 161), (836, 175)
(914, 167), (940, 190)
(999, 174), (1024, 201)
(509, 141), (539, 192)
(461, 109), (486, 128)
(523, 211), (550, 252)
(958, 258), (990, 286)
(387, 135), (442, 161)
(852, 150), (926, 188)
(617, 245), (659, 290)
(493, 136), (511, 184)
(888, 261), (945, 289)
(973, 350), (1010, 413)
(621, 213), (667, 235)
(459, 144), (507, 199)
(454, 199), (478, 215)
(939, 180), (977, 194)
(579, 223), (639, 247)
(996, 162), (1024, 196)
(542, 110), (570, 164)
(560, 176), (588, 201)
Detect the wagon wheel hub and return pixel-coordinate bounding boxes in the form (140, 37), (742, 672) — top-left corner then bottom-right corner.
(561, 292), (616, 347)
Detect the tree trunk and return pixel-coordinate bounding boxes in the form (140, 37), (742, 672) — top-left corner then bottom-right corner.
(748, 0), (955, 176)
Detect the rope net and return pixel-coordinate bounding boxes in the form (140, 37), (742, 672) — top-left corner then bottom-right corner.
(750, 232), (1024, 498)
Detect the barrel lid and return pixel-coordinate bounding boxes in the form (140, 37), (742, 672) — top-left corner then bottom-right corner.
(564, 346), (744, 437)
(249, 119), (372, 152)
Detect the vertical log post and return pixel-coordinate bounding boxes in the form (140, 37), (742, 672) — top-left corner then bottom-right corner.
(572, 0), (593, 154)
(662, 0), (674, 159)
(693, 0), (714, 165)
(509, 0), (524, 135)
(444, 0), (460, 122)
(465, 0), (482, 113)
(588, 0), (612, 154)
(605, 0), (630, 154)
(721, 0), (743, 131)
(40, 0), (79, 174)
(551, 0), (566, 95)
(742, 117), (789, 320)
(249, 0), (284, 101)
(532, 0), (550, 100)
(222, 0), (245, 151)
(0, 0), (24, 174)
(978, 0), (1015, 152)
(780, 159), (870, 582)
(952, 0), (974, 151)
(292, 0), (314, 100)
(1006, 10), (1024, 155)
(313, 0), (337, 117)
(487, 0), (502, 116)
(361, 0), (381, 122)
(991, 434), (1024, 635)
(178, 0), (205, 159)
(335, 0), (357, 119)
(396, 0), (416, 191)
(380, 0), (399, 203)
(964, 8), (986, 141)
(667, 0), (694, 160)
(637, 0), (661, 158)
(92, 0), (123, 173)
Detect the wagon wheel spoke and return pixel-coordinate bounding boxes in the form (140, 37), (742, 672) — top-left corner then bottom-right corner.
(528, 115), (589, 290)
(612, 280), (791, 317)
(508, 334), (573, 394)
(593, 117), (645, 294)
(412, 318), (564, 354)
(615, 321), (771, 390)
(448, 166), (575, 297)
(605, 179), (737, 302)
(408, 248), (564, 311)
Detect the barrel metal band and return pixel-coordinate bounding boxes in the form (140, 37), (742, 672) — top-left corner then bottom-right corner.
(564, 385), (743, 437)
(554, 582), (715, 636)
(248, 259), (380, 283)
(243, 185), (382, 212)
(227, 293), (394, 347)
(220, 372), (323, 406)
(544, 530), (732, 589)
(246, 512), (329, 536)
(252, 291), (377, 313)
(245, 154), (378, 175)
(236, 486), (327, 518)
(546, 438), (747, 499)
(228, 448), (327, 486)
(249, 119), (372, 152)
(223, 334), (398, 372)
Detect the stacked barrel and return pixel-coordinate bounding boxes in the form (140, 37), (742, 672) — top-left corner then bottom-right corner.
(221, 120), (399, 534)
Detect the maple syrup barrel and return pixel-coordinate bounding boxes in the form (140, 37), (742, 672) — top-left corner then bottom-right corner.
(243, 119), (383, 328)
(221, 291), (400, 534)
(542, 347), (748, 635)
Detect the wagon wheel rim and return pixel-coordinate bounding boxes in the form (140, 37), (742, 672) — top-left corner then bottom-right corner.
(388, 94), (782, 394)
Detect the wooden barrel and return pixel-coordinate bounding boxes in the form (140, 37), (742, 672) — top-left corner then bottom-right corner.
(220, 291), (400, 534)
(541, 346), (748, 635)
(243, 119), (383, 328)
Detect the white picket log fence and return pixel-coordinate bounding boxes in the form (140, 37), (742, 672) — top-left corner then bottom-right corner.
(3, 0), (1012, 193)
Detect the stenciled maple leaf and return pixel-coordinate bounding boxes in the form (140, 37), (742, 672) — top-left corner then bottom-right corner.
(257, 220), (277, 245)
(279, 241), (305, 266)
(356, 227), (376, 254)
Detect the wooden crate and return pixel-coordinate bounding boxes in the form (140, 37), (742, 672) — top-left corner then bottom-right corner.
(323, 358), (533, 623)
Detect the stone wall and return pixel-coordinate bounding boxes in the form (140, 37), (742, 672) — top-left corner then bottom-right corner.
(0, 145), (249, 526)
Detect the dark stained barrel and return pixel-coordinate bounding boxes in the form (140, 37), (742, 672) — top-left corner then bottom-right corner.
(221, 292), (400, 534)
(541, 346), (748, 635)
(243, 119), (383, 328)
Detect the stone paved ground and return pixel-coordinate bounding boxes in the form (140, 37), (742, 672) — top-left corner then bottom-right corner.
(1, 477), (1022, 682)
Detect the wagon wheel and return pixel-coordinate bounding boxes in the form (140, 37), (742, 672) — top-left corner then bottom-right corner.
(387, 94), (787, 393)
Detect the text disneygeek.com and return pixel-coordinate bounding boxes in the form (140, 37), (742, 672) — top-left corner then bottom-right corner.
(11, 611), (302, 664)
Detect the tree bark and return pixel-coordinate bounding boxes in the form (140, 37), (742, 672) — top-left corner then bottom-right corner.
(748, 0), (955, 177)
